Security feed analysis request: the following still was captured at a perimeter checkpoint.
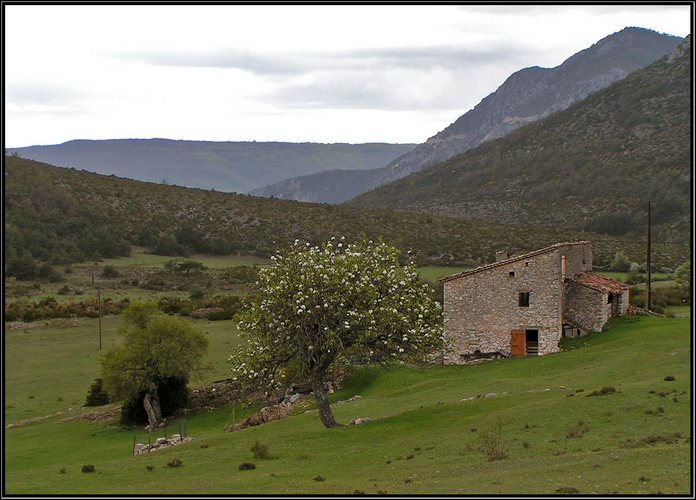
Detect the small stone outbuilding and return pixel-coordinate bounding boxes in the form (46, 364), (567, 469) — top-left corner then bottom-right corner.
(440, 241), (629, 363)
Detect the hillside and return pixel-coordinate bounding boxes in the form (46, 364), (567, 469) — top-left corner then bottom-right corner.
(6, 139), (415, 194)
(3, 156), (688, 271)
(250, 27), (682, 204)
(350, 36), (691, 245)
(250, 168), (384, 204)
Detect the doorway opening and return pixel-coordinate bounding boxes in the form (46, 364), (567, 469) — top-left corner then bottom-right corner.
(525, 329), (539, 356)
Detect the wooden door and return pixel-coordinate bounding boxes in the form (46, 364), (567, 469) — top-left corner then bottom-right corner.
(511, 329), (526, 357)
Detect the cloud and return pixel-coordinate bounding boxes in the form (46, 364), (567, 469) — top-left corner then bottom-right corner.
(114, 42), (540, 75)
(6, 83), (90, 106)
(112, 43), (545, 112)
(5, 84), (91, 117)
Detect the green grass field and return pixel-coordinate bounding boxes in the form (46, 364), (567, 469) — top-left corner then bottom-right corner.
(415, 266), (465, 284)
(598, 271), (671, 282)
(4, 317), (241, 424)
(4, 311), (691, 494)
(101, 247), (270, 269)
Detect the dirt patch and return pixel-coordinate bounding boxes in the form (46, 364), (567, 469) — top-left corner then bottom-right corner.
(61, 405), (121, 423)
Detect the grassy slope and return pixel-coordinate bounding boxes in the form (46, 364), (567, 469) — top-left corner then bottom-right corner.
(4, 314), (691, 494)
(4, 317), (241, 424)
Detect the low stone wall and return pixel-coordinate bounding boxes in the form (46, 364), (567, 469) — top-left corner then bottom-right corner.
(133, 434), (191, 455)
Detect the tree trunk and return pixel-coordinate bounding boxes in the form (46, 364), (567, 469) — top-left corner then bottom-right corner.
(311, 378), (340, 428)
(143, 391), (163, 428)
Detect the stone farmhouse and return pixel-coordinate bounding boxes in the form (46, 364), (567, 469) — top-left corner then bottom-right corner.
(440, 241), (629, 363)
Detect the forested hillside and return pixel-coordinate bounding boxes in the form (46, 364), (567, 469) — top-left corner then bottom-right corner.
(350, 37), (691, 245)
(4, 157), (687, 277)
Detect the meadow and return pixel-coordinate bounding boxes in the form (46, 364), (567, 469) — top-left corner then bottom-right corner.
(4, 312), (691, 495)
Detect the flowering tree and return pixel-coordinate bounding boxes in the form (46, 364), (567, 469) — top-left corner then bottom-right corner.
(229, 237), (444, 428)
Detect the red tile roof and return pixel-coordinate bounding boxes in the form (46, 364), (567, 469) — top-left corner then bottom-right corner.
(440, 241), (592, 283)
(570, 272), (629, 293)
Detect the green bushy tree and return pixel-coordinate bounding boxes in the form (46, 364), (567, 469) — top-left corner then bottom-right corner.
(610, 251), (632, 272)
(228, 237), (444, 428)
(100, 303), (208, 428)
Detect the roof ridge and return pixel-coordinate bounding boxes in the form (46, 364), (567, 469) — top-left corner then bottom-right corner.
(440, 241), (592, 283)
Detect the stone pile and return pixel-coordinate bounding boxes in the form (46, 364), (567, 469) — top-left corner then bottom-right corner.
(225, 392), (304, 432)
(133, 434), (191, 455)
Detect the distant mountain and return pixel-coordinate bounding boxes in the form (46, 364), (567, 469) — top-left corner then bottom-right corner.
(6, 140), (415, 194)
(349, 36), (691, 245)
(4, 156), (687, 270)
(252, 27), (682, 203)
(250, 168), (384, 204)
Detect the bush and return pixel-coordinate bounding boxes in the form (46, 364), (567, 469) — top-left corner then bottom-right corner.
(166, 458), (183, 468)
(478, 420), (510, 461)
(84, 378), (110, 407)
(189, 288), (205, 300)
(250, 440), (273, 460)
(238, 462), (256, 471)
(81, 465), (95, 473)
(556, 486), (579, 494)
(609, 251), (631, 272)
(101, 265), (120, 278)
(587, 386), (616, 397)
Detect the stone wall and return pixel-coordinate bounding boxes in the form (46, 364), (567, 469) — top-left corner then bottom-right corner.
(618, 289), (629, 315)
(560, 243), (593, 278)
(443, 249), (564, 363)
(563, 281), (609, 332)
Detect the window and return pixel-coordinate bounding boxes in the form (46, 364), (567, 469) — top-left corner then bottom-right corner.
(509, 271), (515, 278)
(519, 292), (530, 307)
(607, 293), (614, 304)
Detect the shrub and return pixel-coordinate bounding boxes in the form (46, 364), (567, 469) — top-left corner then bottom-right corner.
(81, 465), (95, 473)
(101, 265), (120, 278)
(313, 476), (325, 482)
(556, 486), (579, 494)
(239, 462), (256, 471)
(587, 386), (616, 397)
(84, 378), (110, 407)
(166, 458), (182, 468)
(478, 420), (510, 461)
(189, 288), (205, 300)
(250, 440), (272, 460)
(664, 375), (675, 381)
(609, 251), (631, 272)
(566, 421), (588, 439)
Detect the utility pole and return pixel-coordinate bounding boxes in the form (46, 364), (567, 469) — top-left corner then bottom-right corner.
(646, 200), (652, 311)
(97, 286), (102, 350)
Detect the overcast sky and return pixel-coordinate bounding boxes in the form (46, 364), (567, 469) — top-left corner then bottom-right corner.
(4, 4), (691, 147)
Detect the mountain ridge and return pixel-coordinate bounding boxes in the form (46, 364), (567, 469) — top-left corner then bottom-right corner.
(252, 27), (683, 203)
(7, 139), (415, 194)
(348, 35), (691, 245)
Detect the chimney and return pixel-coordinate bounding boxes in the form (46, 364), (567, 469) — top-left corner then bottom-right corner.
(495, 250), (508, 262)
